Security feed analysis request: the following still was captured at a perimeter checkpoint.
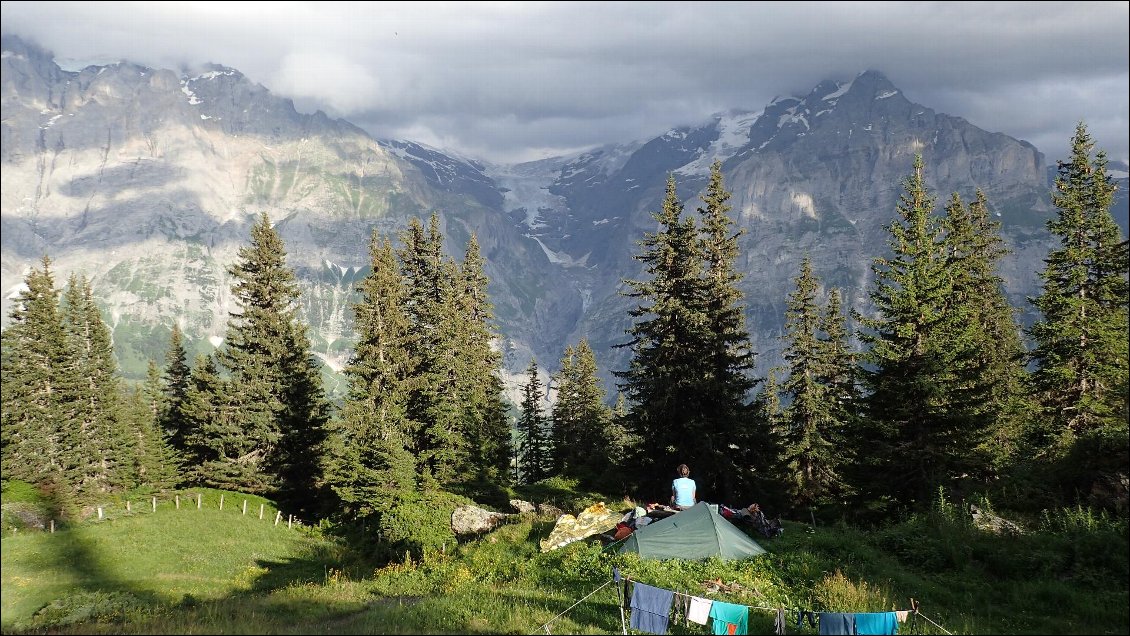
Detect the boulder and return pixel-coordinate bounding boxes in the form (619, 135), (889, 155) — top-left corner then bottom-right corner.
(451, 505), (513, 536)
(509, 499), (536, 514)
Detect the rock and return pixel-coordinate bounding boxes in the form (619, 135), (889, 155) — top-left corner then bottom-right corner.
(509, 499), (536, 514)
(450, 505), (513, 536)
(970, 504), (1023, 535)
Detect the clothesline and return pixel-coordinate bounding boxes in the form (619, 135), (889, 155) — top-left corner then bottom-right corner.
(620, 571), (952, 635)
(531, 569), (952, 635)
(535, 578), (615, 634)
(622, 574), (915, 616)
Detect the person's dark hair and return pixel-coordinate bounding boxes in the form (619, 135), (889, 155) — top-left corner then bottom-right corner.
(677, 464), (690, 477)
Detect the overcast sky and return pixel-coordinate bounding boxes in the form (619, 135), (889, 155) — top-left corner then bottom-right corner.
(2, 1), (1127, 164)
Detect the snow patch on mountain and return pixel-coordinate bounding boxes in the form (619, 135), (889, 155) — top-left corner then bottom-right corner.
(676, 110), (762, 176)
(487, 161), (570, 229)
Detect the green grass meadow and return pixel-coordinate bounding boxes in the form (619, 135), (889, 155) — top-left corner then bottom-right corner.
(2, 484), (1127, 634)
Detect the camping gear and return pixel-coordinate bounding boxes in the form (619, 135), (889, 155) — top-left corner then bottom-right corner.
(619, 501), (768, 560)
(539, 502), (622, 552)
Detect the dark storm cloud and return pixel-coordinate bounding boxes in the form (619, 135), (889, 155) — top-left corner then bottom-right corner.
(2, 1), (1126, 163)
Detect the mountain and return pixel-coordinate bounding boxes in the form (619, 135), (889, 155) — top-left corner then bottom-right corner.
(0, 34), (574, 399)
(3, 34), (1089, 400)
(505, 71), (1060, 382)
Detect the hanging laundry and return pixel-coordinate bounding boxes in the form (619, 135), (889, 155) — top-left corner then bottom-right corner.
(774, 607), (788, 636)
(709, 600), (749, 635)
(895, 610), (910, 623)
(797, 610), (818, 629)
(629, 582), (675, 635)
(854, 612), (899, 635)
(688, 596), (714, 625)
(672, 593), (691, 627)
(817, 612), (856, 635)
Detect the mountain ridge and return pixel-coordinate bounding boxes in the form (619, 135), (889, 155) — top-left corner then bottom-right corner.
(6, 33), (1120, 401)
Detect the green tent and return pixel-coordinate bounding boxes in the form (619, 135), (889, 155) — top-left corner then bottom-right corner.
(619, 502), (767, 560)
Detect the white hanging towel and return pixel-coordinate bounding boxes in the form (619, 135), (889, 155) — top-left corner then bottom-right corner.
(688, 596), (713, 625)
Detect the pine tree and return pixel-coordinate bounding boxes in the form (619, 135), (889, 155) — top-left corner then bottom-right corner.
(858, 155), (981, 509)
(397, 214), (465, 487)
(748, 368), (786, 509)
(551, 339), (613, 486)
(61, 274), (134, 493)
(326, 232), (416, 520)
(1028, 123), (1129, 499)
(942, 191), (1030, 474)
(180, 354), (239, 486)
(695, 161), (758, 500)
(454, 233), (512, 491)
(517, 359), (550, 483)
(1, 256), (75, 487)
(779, 257), (848, 509)
(815, 289), (859, 477)
(212, 212), (330, 513)
(127, 375), (181, 491)
(161, 324), (193, 452)
(617, 175), (711, 499)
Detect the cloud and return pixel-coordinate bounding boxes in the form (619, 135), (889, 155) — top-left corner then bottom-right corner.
(2, 1), (1126, 163)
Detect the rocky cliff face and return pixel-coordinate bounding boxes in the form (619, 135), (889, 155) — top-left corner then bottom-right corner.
(522, 71), (1058, 381)
(0, 34), (572, 398)
(3, 35), (1082, 400)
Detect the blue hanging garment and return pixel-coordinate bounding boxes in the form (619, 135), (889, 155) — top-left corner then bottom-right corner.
(629, 582), (675, 635)
(817, 612), (856, 635)
(854, 612), (899, 635)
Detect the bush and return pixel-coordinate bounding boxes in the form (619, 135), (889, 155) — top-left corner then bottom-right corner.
(372, 489), (472, 562)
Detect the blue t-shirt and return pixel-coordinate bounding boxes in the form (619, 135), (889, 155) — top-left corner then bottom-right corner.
(672, 477), (696, 507)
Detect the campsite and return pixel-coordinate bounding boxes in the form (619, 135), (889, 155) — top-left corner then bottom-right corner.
(2, 481), (1127, 634)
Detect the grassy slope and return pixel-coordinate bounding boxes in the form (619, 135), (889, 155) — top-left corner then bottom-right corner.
(2, 487), (1127, 635)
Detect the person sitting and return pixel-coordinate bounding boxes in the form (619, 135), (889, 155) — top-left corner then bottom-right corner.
(670, 463), (697, 511)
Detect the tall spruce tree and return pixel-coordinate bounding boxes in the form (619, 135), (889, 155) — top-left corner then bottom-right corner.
(128, 373), (181, 491)
(210, 212), (330, 511)
(749, 368), (786, 510)
(1028, 123), (1129, 500)
(161, 324), (193, 452)
(454, 233), (512, 491)
(326, 233), (416, 520)
(779, 258), (849, 509)
(397, 215), (465, 487)
(617, 175), (712, 500)
(551, 339), (613, 486)
(815, 289), (859, 479)
(695, 161), (758, 500)
(180, 354), (233, 483)
(942, 191), (1030, 474)
(517, 359), (550, 484)
(1, 257), (75, 487)
(61, 274), (134, 493)
(858, 156), (983, 509)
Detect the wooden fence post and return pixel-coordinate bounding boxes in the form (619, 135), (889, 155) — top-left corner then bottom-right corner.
(50, 520), (55, 533)
(219, 494), (224, 511)
(259, 503), (264, 520)
(126, 500), (132, 513)
(197, 493), (202, 509)
(97, 507), (103, 520)
(152, 497), (157, 513)
(274, 511), (282, 526)
(288, 514), (292, 529)
(242, 500), (247, 515)
(175, 495), (180, 509)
